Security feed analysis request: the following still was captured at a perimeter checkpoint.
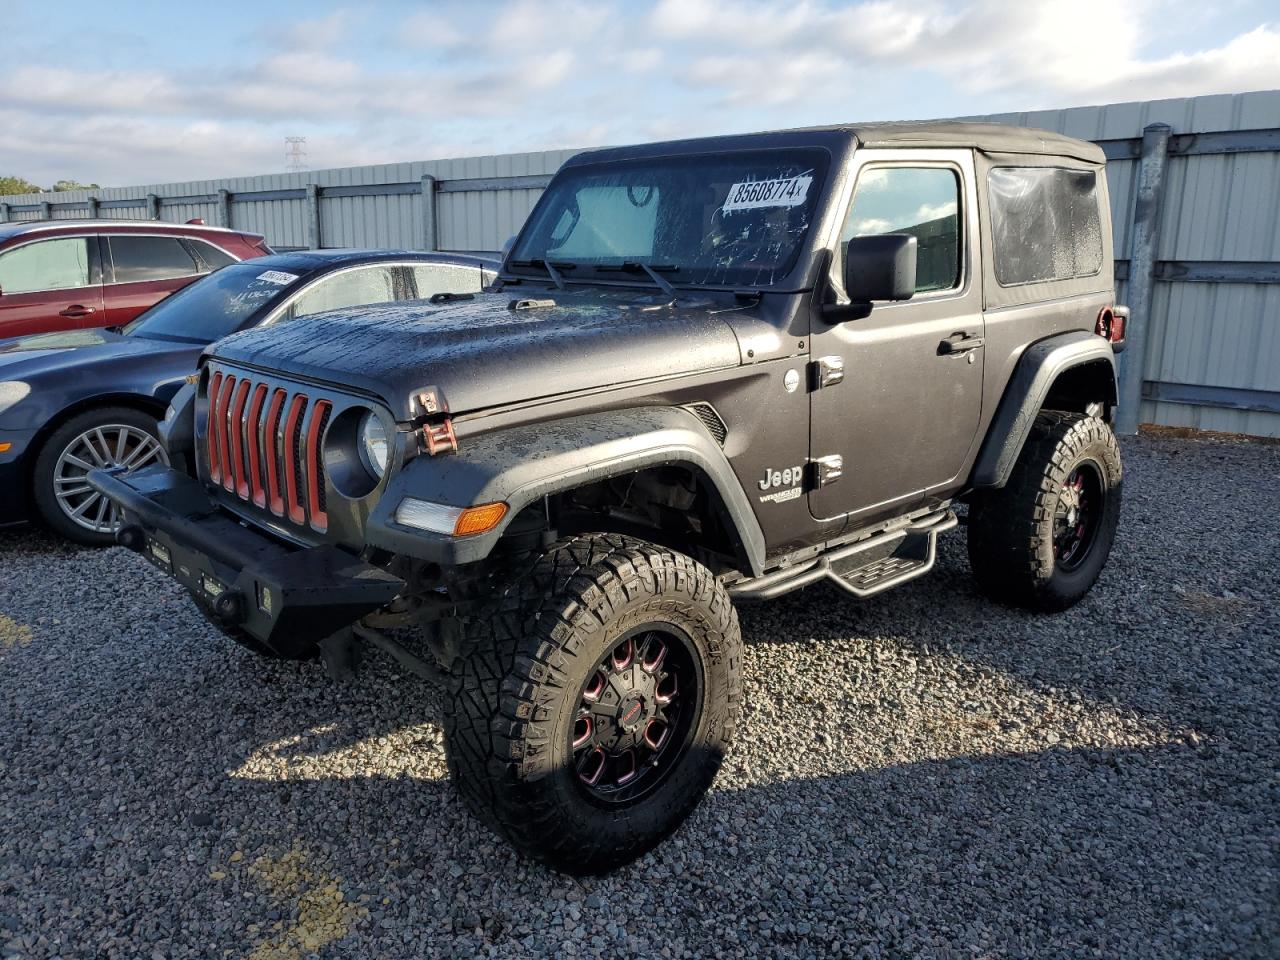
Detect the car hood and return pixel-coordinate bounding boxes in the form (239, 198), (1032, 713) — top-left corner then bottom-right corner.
(0, 328), (199, 380)
(209, 289), (748, 420)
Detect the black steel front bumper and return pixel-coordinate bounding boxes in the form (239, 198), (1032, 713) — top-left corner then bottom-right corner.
(88, 465), (404, 658)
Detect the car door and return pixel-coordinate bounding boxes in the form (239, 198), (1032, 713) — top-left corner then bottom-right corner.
(0, 235), (106, 337)
(808, 149), (984, 524)
(103, 234), (204, 325)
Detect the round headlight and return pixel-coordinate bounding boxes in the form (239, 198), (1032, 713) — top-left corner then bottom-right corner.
(359, 412), (389, 477)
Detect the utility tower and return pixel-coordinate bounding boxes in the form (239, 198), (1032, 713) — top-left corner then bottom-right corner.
(285, 137), (308, 173)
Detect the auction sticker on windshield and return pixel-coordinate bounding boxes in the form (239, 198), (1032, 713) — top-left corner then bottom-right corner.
(256, 270), (299, 285)
(722, 173), (813, 214)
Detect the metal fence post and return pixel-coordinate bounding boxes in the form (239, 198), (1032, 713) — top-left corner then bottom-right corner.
(306, 184), (321, 249)
(39, 200), (51, 219)
(420, 175), (438, 251)
(146, 193), (160, 220)
(0, 203), (8, 223)
(1117, 122), (1172, 435)
(218, 189), (232, 229)
(86, 196), (99, 218)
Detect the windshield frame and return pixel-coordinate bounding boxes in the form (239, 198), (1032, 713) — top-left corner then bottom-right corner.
(505, 146), (833, 293)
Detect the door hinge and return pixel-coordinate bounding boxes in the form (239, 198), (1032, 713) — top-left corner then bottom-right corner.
(811, 454), (844, 487)
(810, 356), (844, 389)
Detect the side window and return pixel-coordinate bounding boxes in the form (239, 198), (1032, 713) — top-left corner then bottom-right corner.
(988, 167), (1103, 285)
(286, 266), (398, 320)
(187, 239), (238, 271)
(409, 263), (483, 299)
(0, 238), (92, 294)
(109, 236), (199, 283)
(841, 166), (961, 294)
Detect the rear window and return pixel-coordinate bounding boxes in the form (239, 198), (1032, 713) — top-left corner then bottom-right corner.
(988, 167), (1103, 286)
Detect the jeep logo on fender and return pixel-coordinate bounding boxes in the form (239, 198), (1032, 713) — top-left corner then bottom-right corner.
(759, 466), (803, 491)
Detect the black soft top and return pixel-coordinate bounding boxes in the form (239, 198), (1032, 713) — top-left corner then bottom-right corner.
(567, 121), (1104, 167)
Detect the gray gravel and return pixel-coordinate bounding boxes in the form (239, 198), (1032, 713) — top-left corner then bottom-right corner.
(2, 432), (1277, 959)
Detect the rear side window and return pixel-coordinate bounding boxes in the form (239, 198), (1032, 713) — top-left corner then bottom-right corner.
(841, 166), (962, 294)
(409, 263), (484, 299)
(988, 168), (1103, 286)
(0, 237), (91, 294)
(109, 235), (199, 283)
(188, 239), (237, 271)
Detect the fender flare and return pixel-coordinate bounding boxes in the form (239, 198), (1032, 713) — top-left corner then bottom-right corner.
(365, 405), (766, 574)
(970, 331), (1117, 488)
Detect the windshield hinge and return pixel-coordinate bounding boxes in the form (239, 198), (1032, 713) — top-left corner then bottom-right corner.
(420, 417), (458, 456)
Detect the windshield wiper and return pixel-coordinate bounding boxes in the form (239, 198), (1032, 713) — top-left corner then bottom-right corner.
(508, 258), (575, 290)
(596, 262), (681, 300)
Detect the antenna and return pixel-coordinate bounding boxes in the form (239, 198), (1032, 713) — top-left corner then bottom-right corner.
(285, 136), (308, 173)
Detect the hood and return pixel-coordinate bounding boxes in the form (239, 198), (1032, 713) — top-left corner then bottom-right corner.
(0, 328), (197, 380)
(0, 328), (202, 433)
(209, 289), (747, 420)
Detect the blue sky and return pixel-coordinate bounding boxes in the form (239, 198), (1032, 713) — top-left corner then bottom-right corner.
(3, 0), (1279, 187)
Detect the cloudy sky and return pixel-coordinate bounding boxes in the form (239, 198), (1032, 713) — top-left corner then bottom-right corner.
(4, 0), (1279, 187)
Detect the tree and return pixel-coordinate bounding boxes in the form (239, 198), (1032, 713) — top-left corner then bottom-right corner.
(0, 175), (42, 196)
(51, 180), (100, 192)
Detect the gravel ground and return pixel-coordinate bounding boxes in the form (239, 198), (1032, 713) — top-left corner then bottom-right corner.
(1, 432), (1277, 960)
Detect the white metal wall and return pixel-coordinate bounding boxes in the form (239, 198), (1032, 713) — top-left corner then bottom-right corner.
(2, 93), (1278, 434)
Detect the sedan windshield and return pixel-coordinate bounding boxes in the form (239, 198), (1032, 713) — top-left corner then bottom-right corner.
(510, 149), (829, 288)
(123, 263), (304, 343)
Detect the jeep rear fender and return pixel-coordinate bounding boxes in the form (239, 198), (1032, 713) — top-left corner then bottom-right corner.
(365, 406), (766, 573)
(970, 331), (1117, 488)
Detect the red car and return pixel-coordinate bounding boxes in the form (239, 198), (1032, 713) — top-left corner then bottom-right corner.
(0, 219), (272, 338)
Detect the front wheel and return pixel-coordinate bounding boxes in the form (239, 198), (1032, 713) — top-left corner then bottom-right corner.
(31, 406), (168, 546)
(443, 534), (742, 874)
(968, 412), (1122, 611)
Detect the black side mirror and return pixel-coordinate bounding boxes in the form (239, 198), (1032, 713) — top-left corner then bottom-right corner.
(845, 233), (917, 302)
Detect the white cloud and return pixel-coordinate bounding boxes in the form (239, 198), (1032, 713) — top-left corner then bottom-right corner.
(657, 0), (1280, 108)
(2, 0), (1278, 188)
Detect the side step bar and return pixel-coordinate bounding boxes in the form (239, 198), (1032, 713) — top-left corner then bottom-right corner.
(727, 510), (958, 602)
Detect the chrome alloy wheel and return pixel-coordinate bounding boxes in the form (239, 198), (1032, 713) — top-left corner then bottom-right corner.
(52, 423), (168, 535)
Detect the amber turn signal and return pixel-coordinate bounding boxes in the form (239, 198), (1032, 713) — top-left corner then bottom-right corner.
(453, 502), (508, 537)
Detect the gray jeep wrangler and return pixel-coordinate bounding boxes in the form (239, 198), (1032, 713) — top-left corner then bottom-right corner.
(92, 122), (1128, 874)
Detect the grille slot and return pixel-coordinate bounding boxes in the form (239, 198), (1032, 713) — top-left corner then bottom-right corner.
(684, 402), (728, 445)
(202, 364), (335, 534)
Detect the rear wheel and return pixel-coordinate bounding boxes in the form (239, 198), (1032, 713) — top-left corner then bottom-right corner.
(968, 412), (1122, 611)
(32, 406), (168, 546)
(443, 534), (742, 874)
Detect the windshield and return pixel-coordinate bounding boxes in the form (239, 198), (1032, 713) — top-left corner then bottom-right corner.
(510, 149), (829, 288)
(123, 263), (304, 343)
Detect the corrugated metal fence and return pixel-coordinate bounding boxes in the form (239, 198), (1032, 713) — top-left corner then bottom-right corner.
(977, 92), (1280, 437)
(2, 91), (1278, 435)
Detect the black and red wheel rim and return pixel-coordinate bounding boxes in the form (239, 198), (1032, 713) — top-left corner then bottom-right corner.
(1054, 459), (1105, 571)
(569, 623), (701, 806)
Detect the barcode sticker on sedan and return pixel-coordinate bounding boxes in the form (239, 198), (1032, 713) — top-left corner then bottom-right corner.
(256, 270), (299, 285)
(722, 173), (813, 214)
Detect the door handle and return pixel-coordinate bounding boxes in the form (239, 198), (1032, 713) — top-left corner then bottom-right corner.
(938, 333), (984, 355)
(59, 305), (96, 319)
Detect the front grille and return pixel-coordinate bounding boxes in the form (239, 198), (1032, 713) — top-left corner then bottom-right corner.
(205, 365), (331, 533)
